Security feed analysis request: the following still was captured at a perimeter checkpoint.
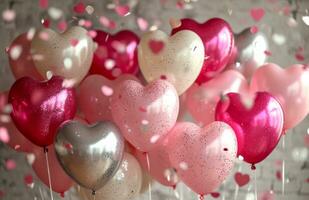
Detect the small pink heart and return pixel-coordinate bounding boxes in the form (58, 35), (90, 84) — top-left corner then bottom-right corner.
(234, 172), (250, 187)
(115, 5), (130, 16)
(148, 40), (165, 54)
(73, 2), (85, 14)
(250, 7), (265, 22)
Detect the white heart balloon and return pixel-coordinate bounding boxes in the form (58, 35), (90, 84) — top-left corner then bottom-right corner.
(31, 26), (95, 86)
(138, 30), (204, 95)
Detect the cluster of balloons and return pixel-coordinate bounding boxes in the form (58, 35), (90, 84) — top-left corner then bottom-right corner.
(2, 16), (309, 199)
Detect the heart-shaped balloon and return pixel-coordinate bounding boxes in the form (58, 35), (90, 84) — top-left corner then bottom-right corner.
(9, 76), (76, 147)
(167, 121), (237, 195)
(89, 30), (140, 79)
(111, 79), (179, 152)
(8, 33), (43, 80)
(251, 64), (309, 130)
(186, 70), (249, 126)
(228, 28), (269, 80)
(138, 30), (204, 95)
(31, 26), (95, 86)
(215, 92), (284, 164)
(55, 120), (124, 191)
(79, 153), (142, 200)
(78, 74), (139, 124)
(172, 18), (234, 84)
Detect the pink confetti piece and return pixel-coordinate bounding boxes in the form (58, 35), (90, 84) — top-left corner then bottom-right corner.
(295, 53), (304, 61)
(210, 192), (220, 198)
(57, 20), (67, 32)
(41, 18), (50, 28)
(0, 127), (9, 143)
(304, 134), (309, 147)
(250, 25), (259, 34)
(39, 31), (50, 41)
(2, 9), (16, 22)
(99, 16), (110, 27)
(276, 170), (282, 180)
(39, 0), (49, 9)
(148, 39), (165, 54)
(250, 7), (265, 22)
(101, 85), (114, 96)
(176, 1), (185, 9)
(115, 5), (130, 16)
(5, 159), (16, 170)
(137, 17), (148, 31)
(264, 50), (272, 56)
(78, 19), (92, 28)
(64, 142), (73, 151)
(24, 174), (33, 185)
(70, 39), (79, 47)
(160, 75), (167, 80)
(73, 2), (86, 14)
(282, 5), (291, 16)
(87, 30), (97, 38)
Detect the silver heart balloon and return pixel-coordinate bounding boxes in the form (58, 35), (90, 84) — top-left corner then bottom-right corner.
(233, 28), (269, 79)
(55, 120), (124, 191)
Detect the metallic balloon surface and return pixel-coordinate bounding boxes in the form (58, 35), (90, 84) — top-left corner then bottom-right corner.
(89, 30), (140, 79)
(251, 64), (309, 130)
(215, 92), (284, 164)
(111, 79), (179, 152)
(8, 76), (77, 147)
(229, 28), (268, 80)
(8, 33), (43, 80)
(138, 30), (204, 95)
(55, 120), (124, 191)
(79, 153), (142, 200)
(167, 121), (237, 195)
(172, 18), (234, 84)
(31, 26), (95, 86)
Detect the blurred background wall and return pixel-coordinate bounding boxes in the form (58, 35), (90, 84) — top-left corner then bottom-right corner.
(0, 0), (308, 199)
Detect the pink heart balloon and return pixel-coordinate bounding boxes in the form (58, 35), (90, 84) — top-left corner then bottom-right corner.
(172, 18), (234, 84)
(9, 76), (77, 147)
(215, 92), (284, 164)
(78, 74), (139, 123)
(8, 33), (43, 80)
(186, 70), (249, 126)
(251, 64), (309, 130)
(167, 121), (237, 195)
(89, 30), (140, 79)
(32, 145), (73, 193)
(111, 79), (179, 152)
(133, 139), (178, 187)
(0, 91), (36, 152)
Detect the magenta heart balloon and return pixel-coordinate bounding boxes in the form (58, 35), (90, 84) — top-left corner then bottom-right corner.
(111, 79), (179, 152)
(78, 74), (139, 123)
(167, 121), (237, 195)
(215, 92), (284, 165)
(9, 76), (77, 147)
(172, 18), (234, 84)
(90, 30), (139, 79)
(251, 63), (309, 130)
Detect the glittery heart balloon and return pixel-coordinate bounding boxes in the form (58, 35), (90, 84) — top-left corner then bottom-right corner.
(138, 30), (204, 95)
(89, 30), (140, 79)
(167, 121), (237, 195)
(111, 79), (179, 152)
(55, 120), (124, 191)
(215, 92), (284, 164)
(8, 33), (43, 80)
(251, 64), (309, 130)
(228, 28), (269, 80)
(31, 26), (95, 86)
(9, 76), (76, 147)
(78, 74), (139, 124)
(186, 70), (249, 126)
(172, 18), (234, 84)
(79, 153), (142, 200)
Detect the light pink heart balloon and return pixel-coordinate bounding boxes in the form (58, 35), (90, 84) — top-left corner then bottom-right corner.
(111, 79), (179, 152)
(251, 63), (309, 130)
(167, 121), (237, 195)
(186, 70), (249, 126)
(78, 74), (139, 123)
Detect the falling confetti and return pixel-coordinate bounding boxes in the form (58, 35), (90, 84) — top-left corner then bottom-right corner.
(24, 174), (34, 186)
(39, 0), (49, 9)
(250, 25), (259, 34)
(57, 20), (67, 32)
(0, 127), (9, 143)
(2, 9), (16, 22)
(73, 2), (86, 14)
(250, 7), (265, 22)
(137, 17), (148, 31)
(5, 159), (16, 170)
(115, 5), (130, 16)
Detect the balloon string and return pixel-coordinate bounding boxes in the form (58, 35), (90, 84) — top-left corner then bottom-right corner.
(282, 134), (286, 197)
(44, 147), (54, 200)
(254, 169), (257, 200)
(92, 190), (96, 200)
(234, 164), (242, 200)
(38, 186), (45, 200)
(146, 153), (152, 200)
